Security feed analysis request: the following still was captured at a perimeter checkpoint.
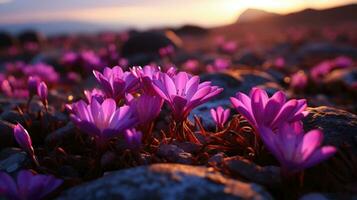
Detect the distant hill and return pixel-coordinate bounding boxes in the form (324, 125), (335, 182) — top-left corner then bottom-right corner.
(235, 4), (357, 26)
(237, 8), (280, 23)
(0, 21), (129, 36)
(210, 3), (357, 39)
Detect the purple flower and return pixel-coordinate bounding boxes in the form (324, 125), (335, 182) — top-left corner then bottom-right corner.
(259, 122), (336, 174)
(93, 66), (139, 101)
(210, 106), (230, 129)
(0, 170), (62, 200)
(84, 88), (105, 104)
(274, 57), (285, 69)
(310, 61), (332, 81)
(159, 45), (175, 57)
(37, 81), (48, 107)
(13, 124), (34, 157)
(333, 56), (352, 69)
(152, 71), (223, 121)
(130, 94), (163, 126)
(183, 59), (200, 73)
(23, 63), (59, 84)
(123, 128), (142, 151)
(220, 41), (237, 54)
(68, 97), (137, 144)
(207, 58), (230, 73)
(27, 76), (40, 97)
(131, 65), (161, 94)
(230, 87), (308, 130)
(290, 71), (308, 91)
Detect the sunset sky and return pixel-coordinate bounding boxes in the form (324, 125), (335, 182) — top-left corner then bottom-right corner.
(0, 0), (356, 28)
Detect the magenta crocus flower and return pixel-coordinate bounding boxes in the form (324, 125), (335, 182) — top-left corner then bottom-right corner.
(290, 71), (308, 91)
(13, 124), (35, 158)
(207, 58), (230, 73)
(0, 170), (63, 200)
(259, 122), (336, 174)
(152, 71), (223, 122)
(310, 61), (332, 81)
(333, 56), (352, 69)
(37, 81), (48, 107)
(221, 41), (237, 54)
(27, 76), (40, 97)
(68, 97), (137, 144)
(274, 57), (285, 69)
(130, 94), (163, 126)
(131, 65), (161, 94)
(230, 87), (308, 130)
(183, 59), (200, 73)
(93, 66), (139, 101)
(210, 106), (230, 129)
(84, 88), (105, 104)
(123, 128), (142, 151)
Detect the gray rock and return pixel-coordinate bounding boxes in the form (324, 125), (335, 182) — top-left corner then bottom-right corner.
(199, 73), (241, 101)
(157, 144), (193, 164)
(45, 122), (75, 145)
(297, 42), (357, 60)
(57, 163), (272, 200)
(324, 68), (357, 90)
(299, 193), (357, 200)
(0, 149), (28, 173)
(228, 68), (277, 94)
(224, 156), (281, 187)
(0, 110), (26, 125)
(303, 106), (357, 152)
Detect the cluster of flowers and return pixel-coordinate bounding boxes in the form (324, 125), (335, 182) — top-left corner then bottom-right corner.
(289, 56), (353, 91)
(230, 87), (336, 174)
(66, 65), (222, 148)
(0, 62), (58, 98)
(2, 65), (338, 199)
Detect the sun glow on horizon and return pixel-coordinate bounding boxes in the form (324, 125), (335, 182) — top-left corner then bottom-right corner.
(0, 0), (355, 28)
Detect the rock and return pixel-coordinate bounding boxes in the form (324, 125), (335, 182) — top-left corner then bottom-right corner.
(299, 193), (328, 200)
(157, 144), (193, 164)
(224, 156), (281, 187)
(265, 68), (286, 84)
(18, 30), (44, 45)
(172, 141), (201, 154)
(0, 120), (15, 150)
(45, 123), (76, 145)
(324, 68), (357, 90)
(121, 31), (177, 65)
(200, 73), (240, 100)
(227, 68), (277, 94)
(303, 106), (357, 152)
(208, 152), (227, 165)
(0, 149), (28, 173)
(0, 32), (16, 49)
(57, 164), (272, 200)
(175, 25), (209, 36)
(300, 193), (357, 200)
(234, 52), (264, 67)
(0, 110), (26, 125)
(297, 42), (357, 60)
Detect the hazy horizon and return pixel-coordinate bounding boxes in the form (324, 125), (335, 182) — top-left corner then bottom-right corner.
(0, 0), (356, 29)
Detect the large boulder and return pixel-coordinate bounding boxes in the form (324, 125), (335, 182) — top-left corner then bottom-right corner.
(121, 31), (178, 65)
(57, 164), (272, 200)
(303, 106), (357, 152)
